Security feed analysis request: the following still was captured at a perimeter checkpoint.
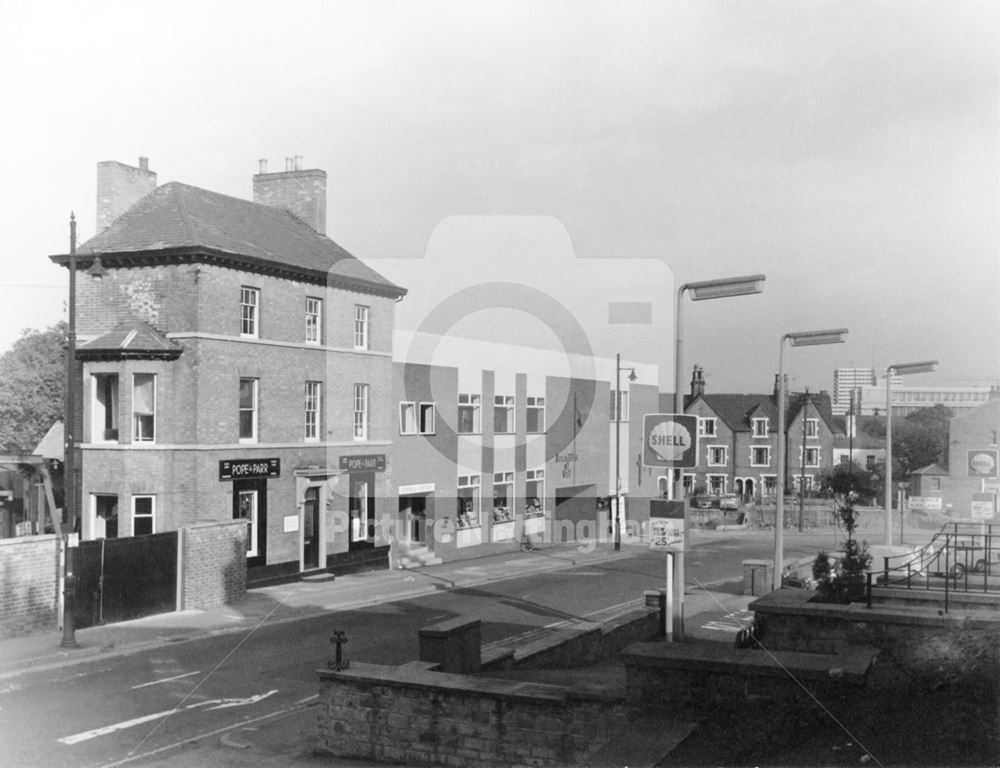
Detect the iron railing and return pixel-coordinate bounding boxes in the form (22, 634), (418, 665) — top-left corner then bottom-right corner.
(865, 522), (999, 613)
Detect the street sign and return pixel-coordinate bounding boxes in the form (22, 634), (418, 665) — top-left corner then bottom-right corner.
(908, 496), (943, 511)
(642, 414), (698, 469)
(971, 492), (996, 521)
(968, 450), (999, 479)
(649, 499), (685, 552)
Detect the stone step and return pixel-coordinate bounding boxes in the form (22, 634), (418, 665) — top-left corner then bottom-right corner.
(394, 547), (444, 569)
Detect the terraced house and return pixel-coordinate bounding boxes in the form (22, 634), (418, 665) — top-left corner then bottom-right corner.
(682, 367), (840, 501)
(51, 157), (406, 585)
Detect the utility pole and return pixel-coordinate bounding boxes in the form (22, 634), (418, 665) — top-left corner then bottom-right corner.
(798, 388), (808, 532)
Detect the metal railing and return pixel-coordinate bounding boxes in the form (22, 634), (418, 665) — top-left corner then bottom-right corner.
(865, 522), (999, 613)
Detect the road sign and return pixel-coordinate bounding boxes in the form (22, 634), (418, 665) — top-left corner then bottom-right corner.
(968, 450), (999, 479)
(908, 496), (943, 511)
(649, 499), (685, 552)
(971, 492), (996, 521)
(642, 414), (698, 469)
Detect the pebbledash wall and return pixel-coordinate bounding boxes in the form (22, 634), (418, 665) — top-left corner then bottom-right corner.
(0, 535), (59, 638)
(52, 157), (407, 587)
(391, 332), (664, 566)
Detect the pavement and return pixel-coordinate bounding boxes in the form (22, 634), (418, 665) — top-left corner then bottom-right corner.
(0, 521), (938, 766)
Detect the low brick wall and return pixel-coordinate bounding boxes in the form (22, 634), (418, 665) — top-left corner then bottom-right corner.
(181, 522), (247, 610)
(0, 535), (59, 638)
(317, 661), (626, 767)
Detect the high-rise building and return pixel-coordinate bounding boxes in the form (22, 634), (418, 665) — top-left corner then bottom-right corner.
(832, 368), (876, 415)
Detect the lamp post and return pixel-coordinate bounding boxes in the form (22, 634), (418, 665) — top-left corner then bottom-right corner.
(61, 213), (79, 648)
(773, 328), (848, 592)
(883, 361), (937, 546)
(614, 353), (637, 552)
(675, 274), (765, 638)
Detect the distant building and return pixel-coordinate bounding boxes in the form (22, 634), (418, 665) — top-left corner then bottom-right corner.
(834, 366), (993, 417)
(684, 367), (841, 501)
(832, 368), (877, 415)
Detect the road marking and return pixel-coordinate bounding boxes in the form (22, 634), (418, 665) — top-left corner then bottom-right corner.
(131, 671), (201, 689)
(700, 621), (741, 633)
(700, 609), (754, 633)
(58, 690), (279, 745)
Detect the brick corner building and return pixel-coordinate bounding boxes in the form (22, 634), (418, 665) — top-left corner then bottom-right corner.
(50, 157), (406, 585)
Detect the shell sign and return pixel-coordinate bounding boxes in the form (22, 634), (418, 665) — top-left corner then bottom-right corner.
(643, 414), (698, 468)
(968, 449), (999, 478)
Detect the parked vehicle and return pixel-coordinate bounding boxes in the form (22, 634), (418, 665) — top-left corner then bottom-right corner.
(719, 493), (739, 511)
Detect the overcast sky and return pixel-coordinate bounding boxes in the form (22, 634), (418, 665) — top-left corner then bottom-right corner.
(3, 0), (996, 395)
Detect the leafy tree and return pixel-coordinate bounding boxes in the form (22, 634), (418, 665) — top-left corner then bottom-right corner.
(0, 323), (67, 454)
(893, 420), (945, 477)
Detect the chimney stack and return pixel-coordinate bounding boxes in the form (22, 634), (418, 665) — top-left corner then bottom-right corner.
(690, 365), (706, 399)
(96, 157), (157, 232)
(253, 156), (327, 235)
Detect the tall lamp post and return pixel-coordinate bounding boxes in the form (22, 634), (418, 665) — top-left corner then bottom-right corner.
(675, 274), (765, 638)
(883, 361), (937, 546)
(614, 354), (637, 552)
(773, 328), (848, 591)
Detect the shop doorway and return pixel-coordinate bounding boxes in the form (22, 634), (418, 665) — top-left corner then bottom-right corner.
(303, 486), (321, 570)
(399, 493), (428, 545)
(233, 478), (267, 567)
(349, 473), (375, 549)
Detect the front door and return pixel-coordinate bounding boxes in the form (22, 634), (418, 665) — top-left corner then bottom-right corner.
(349, 473), (375, 549)
(233, 478), (266, 567)
(400, 494), (427, 545)
(303, 486), (320, 569)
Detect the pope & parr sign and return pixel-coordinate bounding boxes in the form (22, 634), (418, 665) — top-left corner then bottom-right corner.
(219, 458), (281, 481)
(338, 454), (386, 473)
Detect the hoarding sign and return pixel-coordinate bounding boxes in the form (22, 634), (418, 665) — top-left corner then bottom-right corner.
(649, 499), (685, 552)
(971, 492), (996, 521)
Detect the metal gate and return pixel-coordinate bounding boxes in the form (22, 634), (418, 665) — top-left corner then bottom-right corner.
(74, 532), (178, 629)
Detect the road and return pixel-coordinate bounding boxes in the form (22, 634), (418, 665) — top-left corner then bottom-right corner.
(0, 530), (830, 768)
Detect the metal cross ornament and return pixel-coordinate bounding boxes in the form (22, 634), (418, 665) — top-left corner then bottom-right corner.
(328, 630), (350, 671)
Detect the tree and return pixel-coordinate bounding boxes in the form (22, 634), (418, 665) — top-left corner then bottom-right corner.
(0, 323), (67, 454)
(893, 420), (945, 477)
(813, 465), (871, 603)
(903, 404), (952, 470)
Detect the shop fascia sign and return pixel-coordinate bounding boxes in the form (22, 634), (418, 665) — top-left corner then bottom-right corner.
(338, 454), (386, 473)
(219, 458), (281, 481)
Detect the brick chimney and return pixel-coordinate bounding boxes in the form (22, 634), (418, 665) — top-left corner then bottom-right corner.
(96, 157), (157, 232)
(690, 365), (705, 399)
(253, 156), (327, 234)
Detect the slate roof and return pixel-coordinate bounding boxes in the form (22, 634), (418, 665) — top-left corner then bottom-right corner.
(53, 182), (405, 298)
(692, 390), (840, 435)
(912, 462), (948, 476)
(33, 422), (64, 460)
(77, 320), (183, 360)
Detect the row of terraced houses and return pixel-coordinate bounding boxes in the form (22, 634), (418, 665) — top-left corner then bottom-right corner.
(48, 157), (858, 586)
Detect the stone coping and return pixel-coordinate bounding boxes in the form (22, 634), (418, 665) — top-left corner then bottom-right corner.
(621, 640), (875, 685)
(319, 660), (618, 705)
(750, 588), (1000, 628)
(418, 617), (481, 638)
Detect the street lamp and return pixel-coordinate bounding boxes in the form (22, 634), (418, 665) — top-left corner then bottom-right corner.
(614, 353), (637, 552)
(674, 274), (765, 638)
(883, 360), (937, 546)
(773, 328), (848, 591)
(62, 213), (79, 648)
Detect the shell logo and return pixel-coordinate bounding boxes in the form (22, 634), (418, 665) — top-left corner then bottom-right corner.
(648, 420), (692, 462)
(970, 452), (997, 476)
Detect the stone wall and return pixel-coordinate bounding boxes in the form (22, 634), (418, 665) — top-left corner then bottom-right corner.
(0, 535), (59, 638)
(317, 661), (625, 767)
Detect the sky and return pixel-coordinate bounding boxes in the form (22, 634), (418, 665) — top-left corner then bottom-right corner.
(2, 0), (997, 396)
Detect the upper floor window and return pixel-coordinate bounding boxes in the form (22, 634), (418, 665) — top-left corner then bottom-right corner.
(708, 445), (727, 466)
(240, 286), (259, 338)
(305, 297), (322, 344)
(353, 384), (369, 440)
(239, 378), (258, 442)
(92, 373), (119, 442)
(304, 381), (321, 441)
(526, 397), (545, 433)
(457, 474), (481, 528)
(803, 447), (820, 467)
(133, 374), (156, 442)
(699, 417), (717, 437)
(866, 455), (876, 470)
(751, 446), (771, 467)
(354, 305), (369, 350)
(805, 418), (819, 439)
(610, 390), (629, 422)
(400, 402), (435, 435)
(458, 394), (481, 434)
(494, 395), (514, 434)
(752, 418), (768, 438)
(132, 495), (155, 536)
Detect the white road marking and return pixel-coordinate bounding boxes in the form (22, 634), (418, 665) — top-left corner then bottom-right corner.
(131, 671), (201, 689)
(58, 690), (279, 745)
(295, 693), (319, 706)
(700, 621), (741, 633)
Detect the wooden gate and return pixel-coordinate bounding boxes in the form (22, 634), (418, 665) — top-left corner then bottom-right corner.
(74, 532), (178, 629)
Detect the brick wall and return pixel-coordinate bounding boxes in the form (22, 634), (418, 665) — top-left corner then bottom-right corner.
(181, 521), (247, 610)
(0, 536), (59, 638)
(317, 662), (626, 767)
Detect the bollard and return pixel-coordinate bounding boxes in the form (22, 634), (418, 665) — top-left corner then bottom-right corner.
(328, 630), (350, 671)
(61, 540), (78, 648)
